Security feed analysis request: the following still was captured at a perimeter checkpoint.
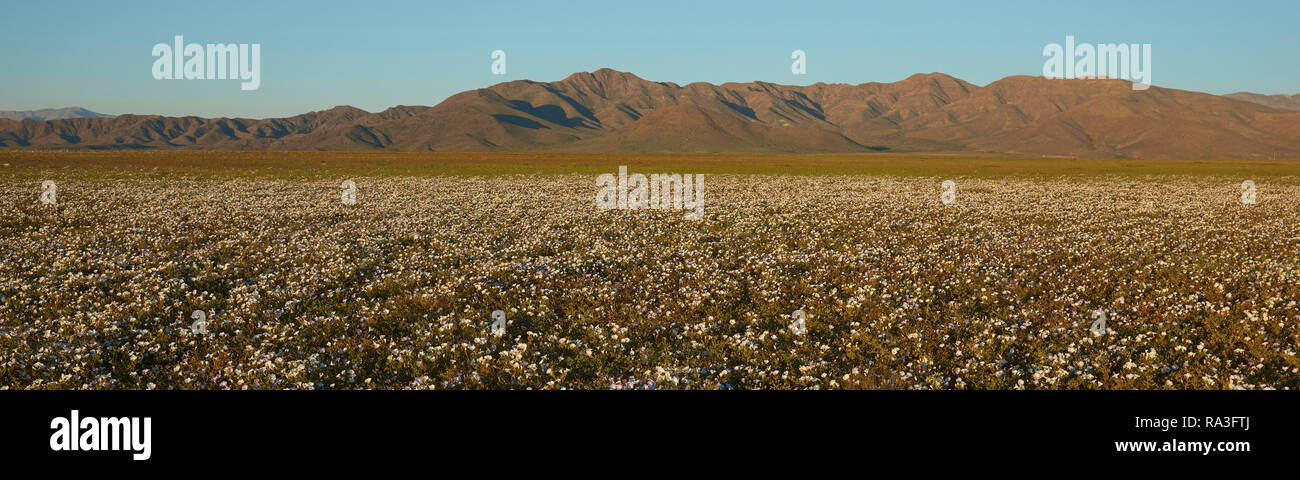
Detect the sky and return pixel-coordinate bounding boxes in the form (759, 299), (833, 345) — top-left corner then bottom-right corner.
(2, 0), (1298, 118)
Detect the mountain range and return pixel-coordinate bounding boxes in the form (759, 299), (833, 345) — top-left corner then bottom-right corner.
(1224, 92), (1300, 112)
(4, 70), (1300, 158)
(0, 107), (113, 121)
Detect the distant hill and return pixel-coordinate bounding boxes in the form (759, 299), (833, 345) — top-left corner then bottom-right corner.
(1225, 92), (1300, 111)
(0, 107), (113, 121)
(5, 71), (1300, 158)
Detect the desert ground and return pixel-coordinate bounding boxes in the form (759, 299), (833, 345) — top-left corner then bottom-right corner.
(1, 151), (1298, 389)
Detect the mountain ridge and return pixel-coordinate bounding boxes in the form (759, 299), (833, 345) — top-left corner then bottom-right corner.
(1225, 92), (1300, 111)
(5, 70), (1300, 158)
(0, 107), (113, 121)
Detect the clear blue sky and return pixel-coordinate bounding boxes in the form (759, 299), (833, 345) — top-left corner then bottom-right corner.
(3, 0), (1298, 118)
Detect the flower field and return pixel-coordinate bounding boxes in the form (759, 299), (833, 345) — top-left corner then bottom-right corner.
(2, 152), (1298, 389)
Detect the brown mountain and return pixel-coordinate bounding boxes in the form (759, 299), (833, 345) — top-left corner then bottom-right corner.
(5, 69), (1300, 158)
(1225, 92), (1300, 111)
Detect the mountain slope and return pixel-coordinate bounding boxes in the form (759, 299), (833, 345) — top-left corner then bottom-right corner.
(954, 77), (1300, 157)
(562, 104), (871, 153)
